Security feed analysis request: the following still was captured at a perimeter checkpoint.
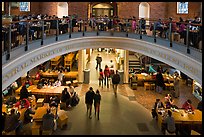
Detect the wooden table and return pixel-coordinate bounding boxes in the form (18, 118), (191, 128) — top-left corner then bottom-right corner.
(15, 85), (66, 97)
(41, 71), (78, 80)
(129, 73), (174, 86)
(157, 108), (202, 131)
(33, 106), (48, 122)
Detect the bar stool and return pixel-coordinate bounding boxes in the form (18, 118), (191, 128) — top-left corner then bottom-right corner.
(132, 83), (137, 90)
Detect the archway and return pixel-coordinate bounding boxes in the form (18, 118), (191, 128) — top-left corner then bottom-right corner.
(2, 37), (202, 90)
(92, 3), (114, 18)
(139, 2), (150, 25)
(57, 2), (68, 18)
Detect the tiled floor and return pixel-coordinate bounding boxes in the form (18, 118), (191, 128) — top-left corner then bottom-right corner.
(16, 49), (201, 135)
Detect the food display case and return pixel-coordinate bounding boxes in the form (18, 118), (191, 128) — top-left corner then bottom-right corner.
(192, 80), (202, 101)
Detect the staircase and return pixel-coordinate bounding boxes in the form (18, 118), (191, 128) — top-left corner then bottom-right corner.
(129, 54), (141, 74)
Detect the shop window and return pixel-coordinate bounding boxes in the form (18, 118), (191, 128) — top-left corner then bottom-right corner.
(19, 2), (30, 11)
(177, 2), (188, 14)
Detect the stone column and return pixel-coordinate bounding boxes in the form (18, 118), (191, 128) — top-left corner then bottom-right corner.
(124, 50), (129, 83)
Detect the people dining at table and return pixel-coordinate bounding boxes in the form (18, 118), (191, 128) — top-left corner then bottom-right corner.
(15, 98), (30, 109)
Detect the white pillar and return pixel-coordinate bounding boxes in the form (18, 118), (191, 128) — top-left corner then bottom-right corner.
(78, 50), (84, 83)
(8, 2), (11, 16)
(124, 50), (129, 83)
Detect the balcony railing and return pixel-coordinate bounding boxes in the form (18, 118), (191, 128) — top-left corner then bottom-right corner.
(2, 17), (202, 62)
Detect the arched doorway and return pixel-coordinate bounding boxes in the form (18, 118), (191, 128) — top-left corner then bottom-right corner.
(92, 3), (114, 18)
(57, 2), (68, 18)
(139, 2), (150, 25)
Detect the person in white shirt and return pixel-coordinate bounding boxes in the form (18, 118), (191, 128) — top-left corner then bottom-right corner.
(53, 79), (61, 87)
(58, 70), (64, 84)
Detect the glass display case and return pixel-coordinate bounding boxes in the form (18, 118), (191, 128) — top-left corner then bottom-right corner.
(192, 80), (202, 101)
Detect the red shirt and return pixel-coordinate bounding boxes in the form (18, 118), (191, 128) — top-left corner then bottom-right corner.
(15, 98), (30, 109)
(182, 101), (195, 111)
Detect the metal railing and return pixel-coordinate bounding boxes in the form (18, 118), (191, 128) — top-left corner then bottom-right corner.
(2, 17), (202, 61)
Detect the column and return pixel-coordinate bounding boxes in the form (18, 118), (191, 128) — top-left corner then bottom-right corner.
(124, 50), (129, 83)
(78, 50), (84, 83)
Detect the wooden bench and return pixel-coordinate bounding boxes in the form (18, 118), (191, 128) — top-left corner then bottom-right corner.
(42, 130), (53, 135)
(32, 122), (41, 135)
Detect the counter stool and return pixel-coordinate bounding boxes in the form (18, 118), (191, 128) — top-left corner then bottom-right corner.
(144, 82), (150, 90)
(165, 130), (176, 135)
(36, 98), (44, 108)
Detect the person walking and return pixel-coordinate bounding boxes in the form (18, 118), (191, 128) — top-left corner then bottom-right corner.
(94, 89), (101, 120)
(96, 54), (102, 70)
(104, 65), (110, 88)
(112, 70), (120, 97)
(98, 69), (104, 88)
(85, 87), (95, 119)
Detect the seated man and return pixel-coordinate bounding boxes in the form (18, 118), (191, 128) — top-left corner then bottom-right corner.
(4, 109), (23, 134)
(42, 108), (56, 131)
(162, 110), (176, 135)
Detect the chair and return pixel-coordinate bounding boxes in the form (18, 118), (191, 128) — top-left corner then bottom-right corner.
(57, 110), (68, 129)
(36, 98), (44, 108)
(73, 80), (78, 87)
(144, 82), (150, 90)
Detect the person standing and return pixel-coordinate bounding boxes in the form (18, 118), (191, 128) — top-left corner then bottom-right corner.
(19, 85), (29, 100)
(98, 69), (104, 88)
(94, 89), (101, 120)
(96, 54), (102, 70)
(173, 72), (180, 98)
(60, 88), (71, 108)
(85, 87), (95, 119)
(155, 70), (164, 94)
(112, 70), (120, 97)
(58, 70), (64, 85)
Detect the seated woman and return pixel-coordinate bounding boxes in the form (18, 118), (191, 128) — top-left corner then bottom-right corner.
(151, 99), (164, 120)
(182, 99), (195, 111)
(164, 94), (177, 109)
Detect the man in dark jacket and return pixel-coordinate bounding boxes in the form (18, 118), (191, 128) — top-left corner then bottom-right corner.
(112, 70), (120, 97)
(156, 70), (164, 93)
(96, 54), (102, 70)
(85, 87), (95, 119)
(4, 109), (23, 134)
(42, 108), (55, 131)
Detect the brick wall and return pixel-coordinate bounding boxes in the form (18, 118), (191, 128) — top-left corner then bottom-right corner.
(68, 2), (89, 19)
(166, 2), (202, 21)
(4, 2), (201, 21)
